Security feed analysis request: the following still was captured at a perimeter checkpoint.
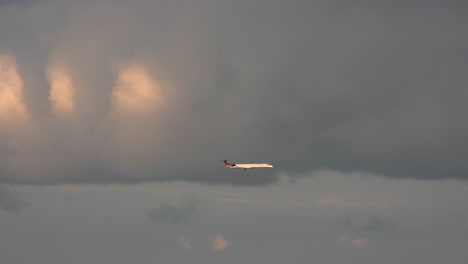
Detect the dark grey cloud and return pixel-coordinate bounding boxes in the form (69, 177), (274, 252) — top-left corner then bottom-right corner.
(0, 0), (31, 6)
(148, 202), (198, 225)
(0, 0), (467, 185)
(0, 185), (24, 214)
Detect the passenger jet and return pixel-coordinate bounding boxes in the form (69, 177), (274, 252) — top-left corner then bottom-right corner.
(223, 160), (273, 171)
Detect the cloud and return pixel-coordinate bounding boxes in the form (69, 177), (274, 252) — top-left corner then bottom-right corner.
(0, 0), (468, 185)
(337, 235), (368, 247)
(0, 53), (30, 125)
(148, 202), (198, 225)
(336, 216), (394, 233)
(337, 235), (348, 245)
(217, 193), (249, 203)
(351, 237), (368, 247)
(111, 63), (161, 116)
(211, 234), (229, 251)
(318, 196), (391, 208)
(218, 198), (249, 203)
(177, 235), (192, 251)
(0, 185), (25, 214)
(47, 63), (75, 117)
(359, 216), (394, 233)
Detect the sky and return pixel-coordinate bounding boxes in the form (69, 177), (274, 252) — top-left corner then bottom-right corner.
(0, 0), (467, 263)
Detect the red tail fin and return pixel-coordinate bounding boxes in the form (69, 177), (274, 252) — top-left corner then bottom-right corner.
(223, 160), (230, 165)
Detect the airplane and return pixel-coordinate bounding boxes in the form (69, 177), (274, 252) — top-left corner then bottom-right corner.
(223, 160), (273, 171)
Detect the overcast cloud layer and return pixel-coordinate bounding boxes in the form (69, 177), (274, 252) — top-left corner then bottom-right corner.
(1, 0), (467, 185)
(2, 173), (467, 264)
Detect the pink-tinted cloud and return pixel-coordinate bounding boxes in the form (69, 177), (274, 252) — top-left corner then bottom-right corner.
(111, 63), (161, 115)
(47, 64), (75, 117)
(212, 234), (229, 251)
(337, 235), (368, 247)
(351, 237), (368, 246)
(0, 53), (30, 125)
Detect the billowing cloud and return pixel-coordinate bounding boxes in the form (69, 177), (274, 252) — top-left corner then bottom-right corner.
(0, 53), (29, 125)
(0, 0), (467, 185)
(0, 52), (43, 181)
(111, 63), (161, 115)
(47, 64), (75, 117)
(211, 234), (229, 251)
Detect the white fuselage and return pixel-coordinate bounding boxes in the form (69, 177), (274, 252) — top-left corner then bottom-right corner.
(227, 163), (273, 169)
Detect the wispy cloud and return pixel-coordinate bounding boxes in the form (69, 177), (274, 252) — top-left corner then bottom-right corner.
(148, 202), (198, 225)
(177, 235), (192, 251)
(351, 237), (368, 247)
(218, 198), (249, 203)
(336, 216), (395, 233)
(0, 185), (25, 214)
(337, 235), (368, 247)
(318, 196), (391, 208)
(217, 193), (248, 203)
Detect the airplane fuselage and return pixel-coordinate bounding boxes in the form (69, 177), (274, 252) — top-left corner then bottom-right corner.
(223, 160), (273, 171)
(228, 163), (273, 169)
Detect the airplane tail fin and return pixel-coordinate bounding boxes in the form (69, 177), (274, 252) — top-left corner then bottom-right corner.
(223, 160), (230, 166)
